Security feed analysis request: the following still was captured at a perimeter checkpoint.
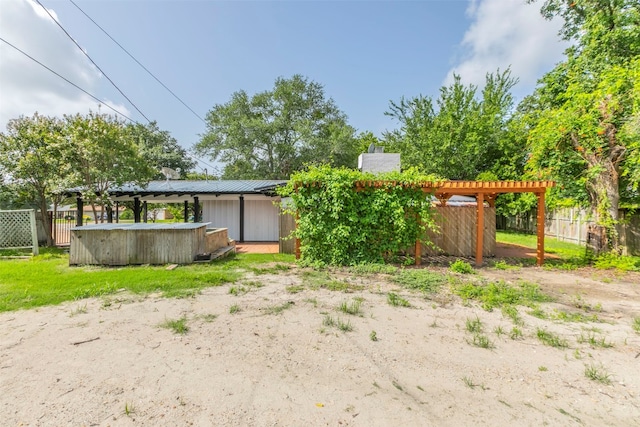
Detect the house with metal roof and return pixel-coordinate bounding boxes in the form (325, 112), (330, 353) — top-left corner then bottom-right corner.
(66, 180), (287, 242)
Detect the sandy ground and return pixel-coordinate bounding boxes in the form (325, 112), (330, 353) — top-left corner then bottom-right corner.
(1, 262), (639, 426)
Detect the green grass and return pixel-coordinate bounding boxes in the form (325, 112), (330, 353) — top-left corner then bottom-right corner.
(300, 271), (363, 292)
(348, 263), (398, 275)
(633, 317), (640, 334)
(450, 260), (474, 274)
(338, 300), (362, 316)
(229, 304), (241, 314)
(536, 328), (568, 348)
(455, 280), (552, 311)
(393, 269), (446, 293)
(387, 292), (410, 307)
(469, 333), (494, 349)
(160, 316), (189, 335)
(263, 301), (294, 315)
(577, 332), (613, 348)
(584, 363), (611, 384)
(0, 252), (294, 312)
(497, 230), (640, 271)
(465, 316), (483, 333)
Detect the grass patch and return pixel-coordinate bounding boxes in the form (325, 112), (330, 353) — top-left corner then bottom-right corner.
(263, 301), (294, 315)
(338, 300), (362, 316)
(633, 317), (640, 333)
(348, 264), (398, 275)
(229, 304), (241, 314)
(536, 328), (568, 348)
(594, 253), (640, 272)
(469, 333), (494, 349)
(393, 269), (446, 293)
(0, 252), (255, 312)
(577, 332), (613, 348)
(286, 285), (305, 294)
(300, 271), (363, 292)
(465, 316), (483, 333)
(369, 330), (378, 341)
(322, 314), (353, 332)
(584, 363), (611, 384)
(501, 305), (524, 325)
(387, 292), (410, 307)
(160, 316), (189, 335)
(455, 280), (551, 311)
(510, 327), (523, 340)
(450, 259), (474, 274)
(198, 313), (218, 322)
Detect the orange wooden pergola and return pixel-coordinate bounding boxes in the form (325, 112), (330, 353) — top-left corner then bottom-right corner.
(295, 180), (555, 267)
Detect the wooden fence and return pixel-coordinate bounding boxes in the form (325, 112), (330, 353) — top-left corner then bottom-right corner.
(499, 208), (640, 255)
(279, 206), (496, 257)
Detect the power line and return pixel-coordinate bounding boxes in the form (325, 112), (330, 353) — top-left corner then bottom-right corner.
(68, 0), (207, 125)
(34, 0), (151, 123)
(0, 37), (136, 122)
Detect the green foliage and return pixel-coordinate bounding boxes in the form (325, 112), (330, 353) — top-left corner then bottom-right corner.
(387, 292), (410, 307)
(524, 1), (640, 244)
(383, 70), (521, 182)
(450, 260), (474, 274)
(160, 316), (189, 335)
(584, 363), (612, 384)
(196, 75), (358, 179)
(594, 253), (640, 271)
(279, 165), (438, 265)
(0, 253), (291, 312)
(455, 280), (552, 311)
(393, 269), (446, 293)
(348, 264), (398, 275)
(536, 328), (568, 348)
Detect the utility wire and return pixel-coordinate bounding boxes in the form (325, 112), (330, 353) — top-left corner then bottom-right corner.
(0, 37), (136, 122)
(68, 0), (207, 125)
(34, 0), (151, 123)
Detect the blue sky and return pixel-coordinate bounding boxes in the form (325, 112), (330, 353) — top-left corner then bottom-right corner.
(0, 0), (568, 171)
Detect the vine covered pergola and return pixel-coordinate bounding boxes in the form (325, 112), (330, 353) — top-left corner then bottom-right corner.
(295, 180), (555, 266)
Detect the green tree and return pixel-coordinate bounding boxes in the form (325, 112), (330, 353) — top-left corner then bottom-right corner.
(383, 70), (520, 181)
(0, 114), (73, 245)
(525, 0), (640, 248)
(65, 112), (156, 222)
(126, 122), (196, 179)
(195, 75), (359, 179)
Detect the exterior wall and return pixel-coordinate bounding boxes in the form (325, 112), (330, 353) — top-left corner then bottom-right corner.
(202, 197), (280, 241)
(202, 200), (240, 240)
(244, 200), (279, 241)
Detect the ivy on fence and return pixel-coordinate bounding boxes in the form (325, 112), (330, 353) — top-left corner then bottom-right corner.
(278, 165), (438, 265)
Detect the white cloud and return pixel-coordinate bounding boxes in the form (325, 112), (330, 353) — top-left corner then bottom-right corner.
(445, 0), (570, 92)
(0, 0), (128, 129)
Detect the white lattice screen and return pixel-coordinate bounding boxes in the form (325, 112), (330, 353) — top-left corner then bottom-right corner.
(0, 209), (39, 255)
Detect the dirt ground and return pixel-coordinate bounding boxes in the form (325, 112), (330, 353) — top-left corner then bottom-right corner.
(1, 259), (639, 426)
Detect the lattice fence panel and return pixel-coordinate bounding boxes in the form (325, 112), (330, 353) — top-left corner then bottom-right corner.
(0, 209), (39, 254)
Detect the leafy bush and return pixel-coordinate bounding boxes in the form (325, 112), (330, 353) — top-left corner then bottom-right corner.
(450, 260), (474, 274)
(279, 165), (439, 265)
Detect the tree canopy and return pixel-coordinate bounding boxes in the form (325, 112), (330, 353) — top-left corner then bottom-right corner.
(383, 70), (520, 181)
(195, 75), (359, 179)
(524, 0), (640, 246)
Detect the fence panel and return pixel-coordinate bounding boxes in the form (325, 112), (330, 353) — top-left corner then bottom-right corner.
(0, 209), (39, 254)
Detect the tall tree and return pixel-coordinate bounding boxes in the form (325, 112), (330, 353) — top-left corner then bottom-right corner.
(383, 70), (520, 180)
(0, 114), (72, 245)
(525, 0), (640, 248)
(195, 75), (359, 179)
(65, 112), (155, 222)
(126, 122), (196, 179)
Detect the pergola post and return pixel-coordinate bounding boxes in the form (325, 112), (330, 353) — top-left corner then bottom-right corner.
(536, 191), (546, 266)
(476, 192), (485, 266)
(143, 201), (148, 223)
(183, 201), (188, 223)
(238, 195), (244, 242)
(295, 211), (300, 260)
(133, 198), (141, 223)
(75, 196), (83, 227)
(194, 197), (200, 223)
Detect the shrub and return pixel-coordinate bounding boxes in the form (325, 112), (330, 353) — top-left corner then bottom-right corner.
(279, 165), (439, 265)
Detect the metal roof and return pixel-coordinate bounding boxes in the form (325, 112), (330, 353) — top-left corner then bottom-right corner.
(67, 180), (287, 199)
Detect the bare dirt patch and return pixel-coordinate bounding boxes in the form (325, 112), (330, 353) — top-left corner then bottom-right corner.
(1, 265), (639, 426)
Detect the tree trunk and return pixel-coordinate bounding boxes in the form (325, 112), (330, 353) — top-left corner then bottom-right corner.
(38, 192), (53, 247)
